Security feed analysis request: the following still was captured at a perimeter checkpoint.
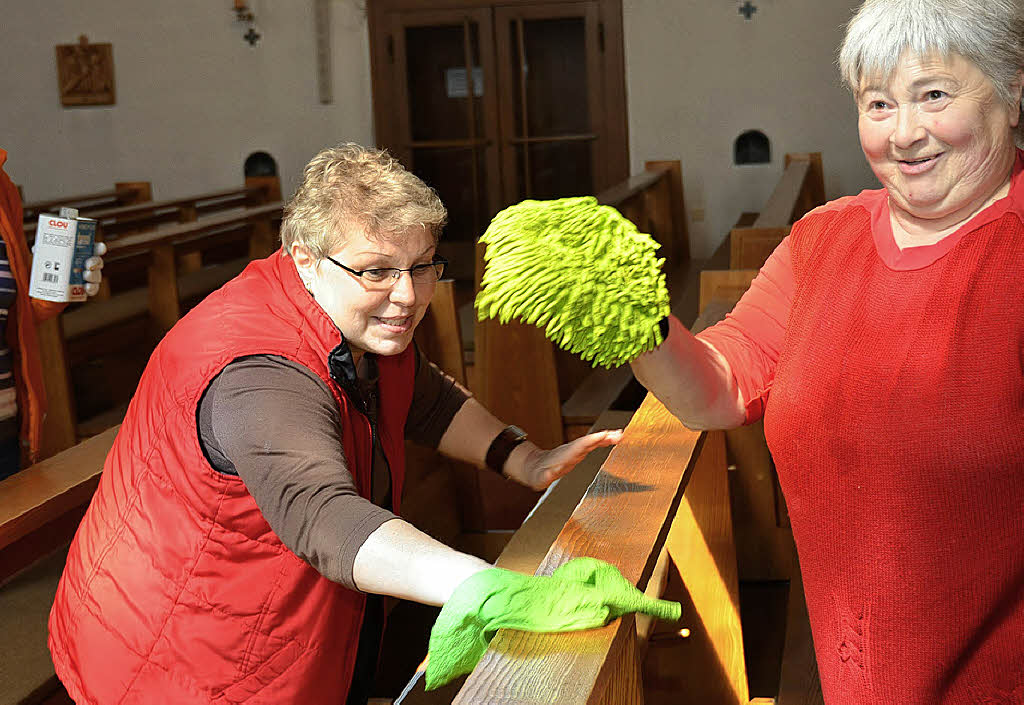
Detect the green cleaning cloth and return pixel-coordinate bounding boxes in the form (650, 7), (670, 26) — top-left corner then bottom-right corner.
(424, 557), (681, 690)
(475, 196), (671, 368)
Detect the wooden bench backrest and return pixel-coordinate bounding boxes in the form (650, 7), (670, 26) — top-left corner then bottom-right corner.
(698, 269), (759, 314)
(414, 280), (466, 387)
(22, 181), (151, 223)
(730, 153), (824, 270)
(398, 391), (750, 703)
(44, 203), (284, 450)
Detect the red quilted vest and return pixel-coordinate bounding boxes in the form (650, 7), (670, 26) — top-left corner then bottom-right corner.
(49, 251), (415, 705)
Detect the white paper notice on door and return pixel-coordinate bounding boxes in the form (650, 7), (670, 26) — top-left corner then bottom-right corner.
(445, 67), (484, 98)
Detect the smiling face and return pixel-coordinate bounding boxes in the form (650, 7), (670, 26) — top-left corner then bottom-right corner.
(857, 51), (1022, 232)
(292, 224), (437, 363)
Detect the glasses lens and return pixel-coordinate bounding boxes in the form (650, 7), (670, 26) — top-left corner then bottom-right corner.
(362, 269), (396, 285)
(405, 262), (442, 282)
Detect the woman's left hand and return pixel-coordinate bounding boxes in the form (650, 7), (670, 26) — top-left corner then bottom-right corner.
(83, 241), (107, 297)
(506, 429), (624, 491)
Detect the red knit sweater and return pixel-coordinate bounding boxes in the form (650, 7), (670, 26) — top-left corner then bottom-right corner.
(700, 153), (1024, 704)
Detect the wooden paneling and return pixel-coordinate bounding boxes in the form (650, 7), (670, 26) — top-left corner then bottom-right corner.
(22, 181), (151, 223)
(473, 317), (558, 527)
(753, 160), (811, 229)
(730, 153), (825, 270)
(644, 160), (688, 266)
(147, 243), (181, 337)
(698, 269), (759, 313)
(785, 153), (825, 220)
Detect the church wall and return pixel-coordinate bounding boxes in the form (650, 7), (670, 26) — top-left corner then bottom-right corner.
(1, 0), (374, 203)
(623, 0), (879, 258)
(3, 1), (881, 260)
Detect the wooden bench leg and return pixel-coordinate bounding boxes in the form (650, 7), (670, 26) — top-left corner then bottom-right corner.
(249, 220), (275, 260)
(177, 206), (202, 273)
(35, 317), (77, 456)
(179, 251), (202, 274)
(148, 244), (181, 337)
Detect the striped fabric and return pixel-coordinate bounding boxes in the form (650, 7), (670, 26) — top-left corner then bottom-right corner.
(0, 240), (17, 425)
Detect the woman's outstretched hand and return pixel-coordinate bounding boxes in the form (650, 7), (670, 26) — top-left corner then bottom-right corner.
(506, 429), (623, 491)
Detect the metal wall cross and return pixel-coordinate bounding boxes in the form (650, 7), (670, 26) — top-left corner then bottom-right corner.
(739, 1), (758, 19)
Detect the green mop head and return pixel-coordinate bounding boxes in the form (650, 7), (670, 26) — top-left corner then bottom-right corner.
(475, 196), (670, 368)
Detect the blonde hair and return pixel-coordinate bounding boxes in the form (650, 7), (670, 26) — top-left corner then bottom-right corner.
(281, 143), (447, 259)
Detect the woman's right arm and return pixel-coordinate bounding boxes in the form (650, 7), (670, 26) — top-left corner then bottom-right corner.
(631, 237), (796, 430)
(200, 355), (490, 607)
(630, 317), (748, 430)
(352, 520), (490, 606)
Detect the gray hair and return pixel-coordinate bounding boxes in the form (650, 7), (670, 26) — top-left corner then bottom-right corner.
(281, 143), (447, 260)
(838, 0), (1024, 145)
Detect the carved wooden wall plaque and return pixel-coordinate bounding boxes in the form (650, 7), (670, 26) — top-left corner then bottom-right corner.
(56, 35), (115, 106)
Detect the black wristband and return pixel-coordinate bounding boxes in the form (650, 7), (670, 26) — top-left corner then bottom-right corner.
(658, 316), (670, 342)
(485, 425), (528, 475)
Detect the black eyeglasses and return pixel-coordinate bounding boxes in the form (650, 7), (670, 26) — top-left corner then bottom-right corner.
(324, 254), (448, 290)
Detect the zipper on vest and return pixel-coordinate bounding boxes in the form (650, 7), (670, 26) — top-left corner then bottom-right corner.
(361, 384), (394, 511)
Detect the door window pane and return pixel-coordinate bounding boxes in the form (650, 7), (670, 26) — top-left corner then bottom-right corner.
(510, 17), (589, 138)
(413, 146), (488, 279)
(514, 141), (593, 201)
(406, 24), (486, 141)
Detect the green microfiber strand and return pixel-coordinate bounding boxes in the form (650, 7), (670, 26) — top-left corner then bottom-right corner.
(424, 557), (681, 690)
(475, 196), (671, 368)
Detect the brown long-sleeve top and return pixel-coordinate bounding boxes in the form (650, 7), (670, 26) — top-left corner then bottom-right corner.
(197, 345), (470, 590)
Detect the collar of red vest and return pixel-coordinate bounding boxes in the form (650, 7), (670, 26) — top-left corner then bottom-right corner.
(269, 250), (370, 410)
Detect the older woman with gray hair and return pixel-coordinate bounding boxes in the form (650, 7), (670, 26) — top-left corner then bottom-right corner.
(47, 144), (625, 704)
(632, 0), (1024, 702)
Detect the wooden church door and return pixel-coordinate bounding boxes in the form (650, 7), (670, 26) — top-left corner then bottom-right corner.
(369, 0), (628, 283)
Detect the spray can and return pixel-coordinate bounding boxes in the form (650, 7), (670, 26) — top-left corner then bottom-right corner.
(28, 206), (96, 303)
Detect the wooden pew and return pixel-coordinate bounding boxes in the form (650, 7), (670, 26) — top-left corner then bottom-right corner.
(561, 160), (692, 441)
(23, 182), (273, 245)
(50, 203), (283, 436)
(21, 182), (151, 224)
(730, 154), (825, 270)
(395, 396), (748, 703)
(471, 160), (691, 529)
(61, 201), (283, 341)
(395, 270), (823, 704)
(0, 426), (119, 705)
